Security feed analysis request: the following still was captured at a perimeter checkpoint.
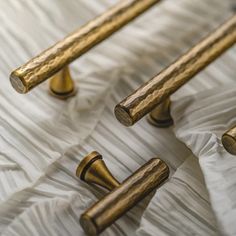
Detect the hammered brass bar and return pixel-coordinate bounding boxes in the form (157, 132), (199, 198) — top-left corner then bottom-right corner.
(76, 151), (169, 236)
(222, 126), (236, 155)
(10, 0), (160, 97)
(115, 14), (236, 126)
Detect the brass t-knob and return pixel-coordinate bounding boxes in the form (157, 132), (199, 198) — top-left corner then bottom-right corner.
(76, 151), (169, 236)
(222, 126), (236, 155)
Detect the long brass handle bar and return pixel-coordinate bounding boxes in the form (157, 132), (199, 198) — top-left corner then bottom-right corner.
(10, 0), (160, 95)
(115, 14), (236, 126)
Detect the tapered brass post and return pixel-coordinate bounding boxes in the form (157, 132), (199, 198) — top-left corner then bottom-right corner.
(10, 0), (160, 99)
(115, 14), (236, 127)
(76, 151), (120, 191)
(49, 66), (77, 99)
(147, 98), (173, 127)
(222, 126), (236, 155)
(76, 151), (169, 236)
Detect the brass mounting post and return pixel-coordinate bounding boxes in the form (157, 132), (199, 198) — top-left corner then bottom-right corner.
(49, 66), (77, 99)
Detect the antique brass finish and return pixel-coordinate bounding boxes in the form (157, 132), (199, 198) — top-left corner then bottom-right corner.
(10, 0), (160, 98)
(147, 97), (173, 127)
(49, 66), (77, 99)
(76, 151), (169, 236)
(222, 126), (236, 155)
(76, 151), (120, 191)
(115, 14), (236, 126)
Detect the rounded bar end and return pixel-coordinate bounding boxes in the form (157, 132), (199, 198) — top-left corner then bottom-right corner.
(222, 132), (236, 155)
(80, 213), (98, 236)
(10, 72), (28, 94)
(114, 105), (134, 127)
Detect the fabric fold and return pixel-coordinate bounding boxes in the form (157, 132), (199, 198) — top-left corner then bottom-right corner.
(172, 84), (236, 235)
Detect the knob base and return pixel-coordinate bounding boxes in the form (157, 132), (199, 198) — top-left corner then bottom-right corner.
(49, 66), (77, 100)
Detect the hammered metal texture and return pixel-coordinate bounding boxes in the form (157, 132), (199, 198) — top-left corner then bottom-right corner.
(115, 14), (236, 126)
(80, 158), (169, 236)
(222, 126), (236, 155)
(10, 0), (160, 93)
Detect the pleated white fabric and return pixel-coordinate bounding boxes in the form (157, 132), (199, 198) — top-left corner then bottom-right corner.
(0, 0), (235, 235)
(172, 85), (236, 236)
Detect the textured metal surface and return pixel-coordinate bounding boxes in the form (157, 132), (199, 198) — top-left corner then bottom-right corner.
(115, 14), (236, 126)
(222, 126), (236, 155)
(9, 0), (160, 93)
(79, 157), (169, 236)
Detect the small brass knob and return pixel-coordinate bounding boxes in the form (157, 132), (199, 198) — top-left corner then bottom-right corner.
(76, 151), (120, 191)
(222, 126), (236, 155)
(77, 153), (169, 236)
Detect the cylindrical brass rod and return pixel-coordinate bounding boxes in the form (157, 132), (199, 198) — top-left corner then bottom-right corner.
(222, 126), (236, 155)
(10, 0), (160, 94)
(115, 14), (236, 126)
(80, 158), (169, 236)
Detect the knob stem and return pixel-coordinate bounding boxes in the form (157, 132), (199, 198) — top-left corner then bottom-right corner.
(76, 151), (120, 191)
(49, 66), (77, 99)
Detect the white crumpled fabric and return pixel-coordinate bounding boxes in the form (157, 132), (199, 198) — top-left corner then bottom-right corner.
(0, 0), (235, 235)
(172, 85), (236, 236)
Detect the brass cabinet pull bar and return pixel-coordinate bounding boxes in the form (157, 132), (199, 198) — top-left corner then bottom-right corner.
(115, 14), (236, 126)
(10, 0), (160, 99)
(76, 151), (169, 235)
(222, 126), (236, 155)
